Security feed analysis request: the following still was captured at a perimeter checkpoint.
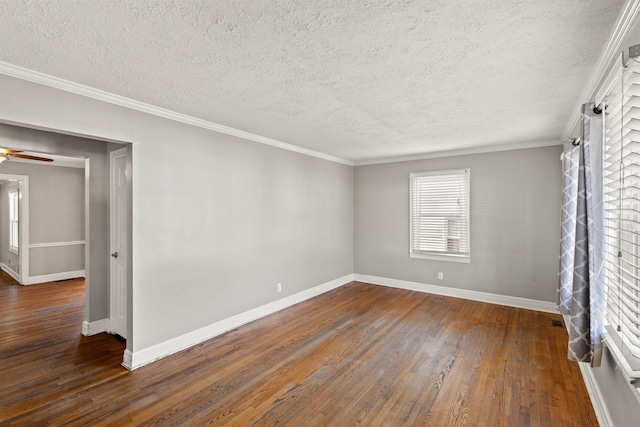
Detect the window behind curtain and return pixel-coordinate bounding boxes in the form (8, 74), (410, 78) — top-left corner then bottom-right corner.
(603, 57), (640, 374)
(409, 169), (470, 262)
(8, 188), (18, 254)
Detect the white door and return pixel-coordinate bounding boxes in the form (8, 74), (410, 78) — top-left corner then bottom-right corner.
(109, 147), (128, 339)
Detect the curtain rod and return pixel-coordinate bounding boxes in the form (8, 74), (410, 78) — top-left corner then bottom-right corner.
(568, 103), (604, 147)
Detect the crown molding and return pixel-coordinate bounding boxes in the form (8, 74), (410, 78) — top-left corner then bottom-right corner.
(561, 0), (640, 139)
(0, 61), (354, 166)
(354, 139), (560, 166)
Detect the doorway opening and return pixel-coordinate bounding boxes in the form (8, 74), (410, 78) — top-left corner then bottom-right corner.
(0, 122), (133, 368)
(0, 173), (28, 284)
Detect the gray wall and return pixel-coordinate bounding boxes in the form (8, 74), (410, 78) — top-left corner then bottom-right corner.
(0, 161), (85, 277)
(30, 246), (84, 276)
(132, 125), (354, 350)
(0, 123), (110, 322)
(355, 145), (562, 302)
(591, 349), (640, 427)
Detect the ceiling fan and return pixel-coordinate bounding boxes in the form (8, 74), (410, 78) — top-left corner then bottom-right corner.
(0, 148), (53, 164)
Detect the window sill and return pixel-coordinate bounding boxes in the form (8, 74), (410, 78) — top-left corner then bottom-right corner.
(9, 247), (18, 256)
(409, 252), (470, 263)
(602, 326), (640, 383)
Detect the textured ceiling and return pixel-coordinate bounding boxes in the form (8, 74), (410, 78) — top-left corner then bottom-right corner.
(0, 0), (626, 162)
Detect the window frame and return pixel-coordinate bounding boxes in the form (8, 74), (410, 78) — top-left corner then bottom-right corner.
(8, 188), (19, 255)
(602, 57), (640, 378)
(409, 168), (471, 263)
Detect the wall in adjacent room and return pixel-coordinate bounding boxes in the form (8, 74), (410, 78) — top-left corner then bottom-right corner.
(0, 161), (85, 278)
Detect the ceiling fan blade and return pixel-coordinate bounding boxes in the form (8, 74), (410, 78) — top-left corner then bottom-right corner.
(0, 148), (22, 155)
(10, 153), (54, 162)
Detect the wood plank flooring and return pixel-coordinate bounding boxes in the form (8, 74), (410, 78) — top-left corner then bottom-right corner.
(0, 268), (18, 286)
(1, 280), (597, 426)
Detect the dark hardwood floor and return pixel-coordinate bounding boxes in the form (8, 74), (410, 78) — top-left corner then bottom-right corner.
(1, 279), (597, 426)
(0, 268), (18, 286)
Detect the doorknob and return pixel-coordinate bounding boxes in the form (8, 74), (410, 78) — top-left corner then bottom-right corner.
(111, 252), (118, 259)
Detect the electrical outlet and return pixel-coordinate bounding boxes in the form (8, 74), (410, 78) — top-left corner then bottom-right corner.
(438, 272), (444, 280)
(277, 283), (282, 292)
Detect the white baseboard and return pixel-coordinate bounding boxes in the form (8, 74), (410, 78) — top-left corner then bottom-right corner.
(125, 274), (354, 370)
(27, 270), (85, 285)
(578, 361), (613, 427)
(354, 274), (558, 313)
(82, 318), (110, 336)
(0, 263), (21, 283)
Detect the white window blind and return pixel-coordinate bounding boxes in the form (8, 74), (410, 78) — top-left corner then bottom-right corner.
(409, 169), (470, 261)
(603, 57), (640, 375)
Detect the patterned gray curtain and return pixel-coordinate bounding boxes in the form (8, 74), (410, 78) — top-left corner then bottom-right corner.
(558, 139), (579, 312)
(557, 102), (605, 367)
